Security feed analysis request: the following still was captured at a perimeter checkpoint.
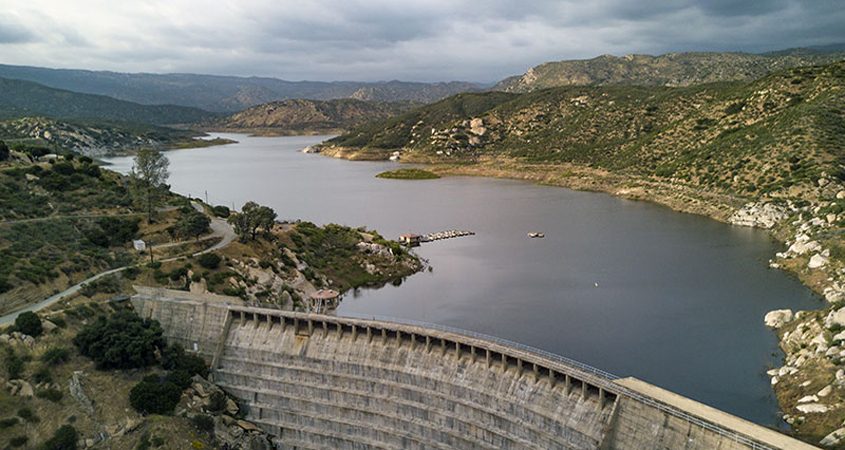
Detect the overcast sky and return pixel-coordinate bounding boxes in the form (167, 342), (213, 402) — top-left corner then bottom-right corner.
(1, 0), (843, 82)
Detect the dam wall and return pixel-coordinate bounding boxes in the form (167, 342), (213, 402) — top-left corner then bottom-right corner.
(132, 288), (816, 450)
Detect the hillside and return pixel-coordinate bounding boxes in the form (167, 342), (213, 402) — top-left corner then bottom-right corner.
(0, 117), (224, 157)
(0, 64), (480, 112)
(495, 49), (845, 92)
(327, 61), (845, 204)
(0, 77), (214, 125)
(210, 98), (413, 134)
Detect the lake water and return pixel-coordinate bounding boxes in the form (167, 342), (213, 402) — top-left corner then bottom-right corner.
(104, 133), (820, 426)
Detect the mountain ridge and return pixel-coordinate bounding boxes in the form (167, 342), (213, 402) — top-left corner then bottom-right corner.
(494, 47), (845, 92)
(0, 64), (481, 112)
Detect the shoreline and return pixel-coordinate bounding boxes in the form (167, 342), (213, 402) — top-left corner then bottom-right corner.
(318, 146), (845, 445)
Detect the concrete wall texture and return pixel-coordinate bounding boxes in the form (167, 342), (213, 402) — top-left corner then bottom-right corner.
(132, 288), (817, 450)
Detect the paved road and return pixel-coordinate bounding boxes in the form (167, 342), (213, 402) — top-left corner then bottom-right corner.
(0, 202), (235, 326)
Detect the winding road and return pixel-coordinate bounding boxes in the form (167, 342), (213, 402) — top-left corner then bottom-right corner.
(0, 203), (235, 326)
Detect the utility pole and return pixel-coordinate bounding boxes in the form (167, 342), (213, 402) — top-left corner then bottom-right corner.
(205, 190), (209, 204)
(148, 242), (154, 264)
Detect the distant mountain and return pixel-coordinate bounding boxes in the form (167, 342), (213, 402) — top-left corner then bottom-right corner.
(0, 64), (481, 112)
(494, 47), (845, 92)
(0, 77), (215, 125)
(211, 98), (414, 134)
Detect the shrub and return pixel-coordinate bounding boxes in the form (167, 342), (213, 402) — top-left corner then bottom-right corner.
(14, 311), (43, 337)
(52, 162), (75, 176)
(40, 424), (78, 450)
(211, 205), (230, 218)
(42, 347), (71, 365)
(5, 348), (24, 379)
(192, 414), (215, 433)
(33, 366), (52, 384)
(196, 253), (221, 270)
(206, 392), (227, 413)
(129, 378), (183, 415)
(37, 388), (64, 402)
(0, 140), (9, 161)
(74, 311), (165, 370)
(161, 344), (208, 379)
(0, 417), (19, 428)
(9, 436), (27, 447)
(17, 408), (38, 423)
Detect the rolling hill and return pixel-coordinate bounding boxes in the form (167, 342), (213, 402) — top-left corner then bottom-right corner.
(0, 77), (215, 125)
(326, 61), (845, 203)
(209, 98), (414, 134)
(0, 64), (481, 112)
(495, 48), (845, 92)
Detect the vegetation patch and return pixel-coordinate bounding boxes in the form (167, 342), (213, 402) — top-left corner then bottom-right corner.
(376, 168), (440, 180)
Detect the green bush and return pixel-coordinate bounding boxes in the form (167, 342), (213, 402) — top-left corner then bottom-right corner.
(211, 205), (230, 218)
(196, 253), (221, 270)
(129, 378), (183, 415)
(42, 347), (71, 365)
(74, 311), (165, 370)
(207, 391), (227, 413)
(17, 408), (38, 423)
(0, 417), (19, 428)
(160, 344), (208, 379)
(33, 366), (52, 384)
(9, 435), (27, 448)
(37, 388), (64, 402)
(192, 414), (215, 433)
(40, 424), (78, 450)
(5, 348), (24, 379)
(14, 311), (43, 337)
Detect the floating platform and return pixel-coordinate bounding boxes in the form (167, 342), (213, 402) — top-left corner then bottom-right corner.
(399, 230), (475, 246)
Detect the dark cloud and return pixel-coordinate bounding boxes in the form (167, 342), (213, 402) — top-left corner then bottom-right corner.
(1, 0), (843, 82)
(0, 14), (37, 44)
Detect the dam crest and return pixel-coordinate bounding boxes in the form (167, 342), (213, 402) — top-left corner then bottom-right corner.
(131, 287), (814, 450)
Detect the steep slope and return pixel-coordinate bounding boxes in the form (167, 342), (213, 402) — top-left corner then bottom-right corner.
(0, 65), (480, 112)
(327, 61), (845, 202)
(210, 98), (413, 134)
(495, 49), (845, 92)
(0, 117), (217, 157)
(0, 77), (214, 125)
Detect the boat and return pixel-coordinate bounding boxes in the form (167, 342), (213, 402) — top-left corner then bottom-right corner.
(527, 232), (545, 238)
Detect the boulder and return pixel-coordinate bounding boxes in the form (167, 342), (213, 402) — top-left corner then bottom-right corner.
(787, 240), (821, 256)
(818, 385), (833, 397)
(41, 319), (58, 333)
(226, 398), (239, 416)
(797, 395), (819, 403)
(764, 309), (793, 328)
(826, 308), (845, 329)
(237, 420), (260, 432)
(821, 427), (845, 446)
(17, 381), (33, 397)
(796, 403), (829, 414)
(809, 253), (830, 269)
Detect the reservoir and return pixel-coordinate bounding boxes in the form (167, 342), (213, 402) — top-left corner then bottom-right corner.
(104, 133), (820, 426)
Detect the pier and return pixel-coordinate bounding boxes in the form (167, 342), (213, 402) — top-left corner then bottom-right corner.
(399, 230), (475, 246)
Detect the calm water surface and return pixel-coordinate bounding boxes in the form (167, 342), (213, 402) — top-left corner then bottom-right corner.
(105, 134), (820, 425)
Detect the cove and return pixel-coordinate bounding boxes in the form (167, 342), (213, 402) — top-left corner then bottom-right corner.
(104, 133), (820, 426)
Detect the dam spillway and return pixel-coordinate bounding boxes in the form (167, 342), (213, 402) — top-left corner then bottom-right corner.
(131, 287), (816, 450)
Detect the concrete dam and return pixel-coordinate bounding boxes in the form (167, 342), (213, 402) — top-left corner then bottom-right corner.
(131, 288), (816, 450)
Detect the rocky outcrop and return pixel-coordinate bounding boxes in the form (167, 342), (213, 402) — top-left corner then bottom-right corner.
(729, 202), (790, 229)
(764, 309), (794, 328)
(69, 371), (96, 416)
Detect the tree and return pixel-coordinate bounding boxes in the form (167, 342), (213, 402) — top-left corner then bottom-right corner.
(73, 311), (165, 370)
(40, 425), (78, 450)
(174, 211), (210, 240)
(0, 140), (9, 161)
(129, 149), (169, 222)
(14, 311), (43, 337)
(129, 377), (183, 415)
(228, 201), (277, 241)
